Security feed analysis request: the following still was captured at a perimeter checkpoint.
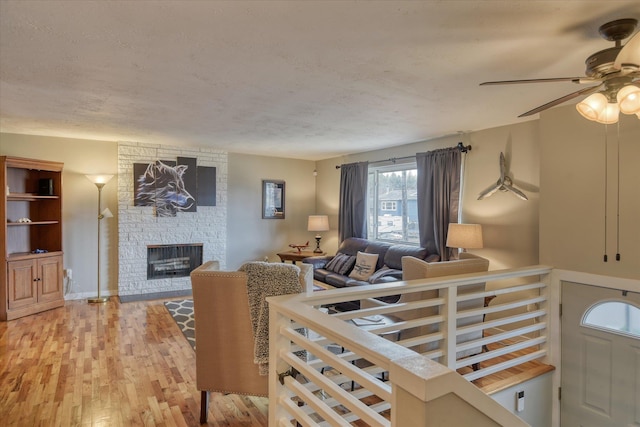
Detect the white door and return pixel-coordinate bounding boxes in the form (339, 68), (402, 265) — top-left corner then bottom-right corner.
(561, 281), (640, 427)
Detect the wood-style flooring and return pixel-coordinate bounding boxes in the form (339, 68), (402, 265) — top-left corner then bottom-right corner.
(0, 298), (268, 426)
(0, 298), (553, 426)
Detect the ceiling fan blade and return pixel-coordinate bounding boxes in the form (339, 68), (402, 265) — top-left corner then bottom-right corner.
(614, 31), (640, 70)
(518, 84), (604, 117)
(480, 77), (584, 86)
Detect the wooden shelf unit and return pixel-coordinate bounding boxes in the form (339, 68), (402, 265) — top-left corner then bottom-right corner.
(1, 156), (65, 321)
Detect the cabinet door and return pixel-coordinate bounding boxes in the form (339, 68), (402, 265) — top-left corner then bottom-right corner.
(7, 259), (37, 309)
(38, 255), (63, 303)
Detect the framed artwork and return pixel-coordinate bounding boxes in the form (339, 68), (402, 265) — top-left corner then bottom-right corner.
(262, 180), (285, 219)
(133, 157), (216, 217)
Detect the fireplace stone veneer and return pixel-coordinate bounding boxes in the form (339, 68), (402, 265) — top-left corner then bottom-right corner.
(117, 142), (227, 299)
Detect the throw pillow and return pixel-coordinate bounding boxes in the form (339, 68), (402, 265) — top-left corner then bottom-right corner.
(349, 251), (379, 281)
(324, 253), (356, 275)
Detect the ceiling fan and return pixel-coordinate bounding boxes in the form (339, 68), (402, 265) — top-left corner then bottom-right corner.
(481, 18), (640, 121)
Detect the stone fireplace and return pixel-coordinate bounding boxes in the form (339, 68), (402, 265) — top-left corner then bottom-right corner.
(117, 142), (227, 300)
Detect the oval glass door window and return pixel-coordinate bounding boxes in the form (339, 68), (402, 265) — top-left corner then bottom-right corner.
(582, 300), (640, 338)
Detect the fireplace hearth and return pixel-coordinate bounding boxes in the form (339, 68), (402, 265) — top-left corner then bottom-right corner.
(147, 244), (203, 280)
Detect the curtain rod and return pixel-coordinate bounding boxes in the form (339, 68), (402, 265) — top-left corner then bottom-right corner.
(335, 142), (471, 169)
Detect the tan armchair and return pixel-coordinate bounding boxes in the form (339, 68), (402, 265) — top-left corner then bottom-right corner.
(362, 253), (489, 359)
(190, 260), (313, 423)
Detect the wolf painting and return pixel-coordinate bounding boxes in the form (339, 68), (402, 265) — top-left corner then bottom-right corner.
(135, 161), (195, 217)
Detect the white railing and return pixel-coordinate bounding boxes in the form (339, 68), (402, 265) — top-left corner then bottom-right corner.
(268, 265), (552, 426)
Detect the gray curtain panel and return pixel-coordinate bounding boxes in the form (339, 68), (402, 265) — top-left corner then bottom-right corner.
(338, 161), (369, 242)
(416, 148), (461, 260)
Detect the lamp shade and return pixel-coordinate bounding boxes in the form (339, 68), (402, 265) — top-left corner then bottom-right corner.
(308, 215), (329, 232)
(617, 84), (640, 114)
(576, 93), (608, 121)
(446, 223), (483, 249)
(101, 208), (113, 219)
(85, 174), (114, 185)
(596, 102), (620, 124)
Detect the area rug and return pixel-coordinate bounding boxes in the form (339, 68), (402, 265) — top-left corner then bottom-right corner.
(164, 299), (196, 350)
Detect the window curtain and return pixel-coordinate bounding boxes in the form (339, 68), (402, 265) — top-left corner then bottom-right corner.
(416, 148), (461, 261)
(338, 161), (369, 242)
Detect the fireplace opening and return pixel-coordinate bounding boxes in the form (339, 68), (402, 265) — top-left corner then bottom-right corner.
(147, 243), (203, 280)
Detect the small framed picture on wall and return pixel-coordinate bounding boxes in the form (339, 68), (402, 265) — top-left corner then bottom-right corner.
(262, 180), (285, 219)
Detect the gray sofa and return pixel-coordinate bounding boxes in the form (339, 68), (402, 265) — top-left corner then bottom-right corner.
(302, 237), (439, 291)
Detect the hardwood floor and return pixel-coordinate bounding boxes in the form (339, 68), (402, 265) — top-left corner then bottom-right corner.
(0, 298), (268, 426)
(1, 298), (553, 426)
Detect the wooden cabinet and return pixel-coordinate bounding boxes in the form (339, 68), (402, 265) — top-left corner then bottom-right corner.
(1, 156), (65, 321)
(7, 255), (63, 310)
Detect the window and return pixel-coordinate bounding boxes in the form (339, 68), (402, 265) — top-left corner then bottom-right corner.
(582, 301), (640, 338)
(381, 201), (397, 211)
(367, 163), (418, 244)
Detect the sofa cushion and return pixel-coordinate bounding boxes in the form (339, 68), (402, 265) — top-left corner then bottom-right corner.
(337, 237), (370, 256)
(349, 251), (379, 281)
(324, 273), (352, 288)
(302, 255), (331, 270)
(313, 268), (332, 282)
(363, 241), (391, 270)
(324, 253), (356, 275)
(384, 244), (428, 270)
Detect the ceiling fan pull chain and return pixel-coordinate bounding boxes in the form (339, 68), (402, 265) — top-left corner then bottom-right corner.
(616, 121), (621, 261)
(603, 124), (608, 263)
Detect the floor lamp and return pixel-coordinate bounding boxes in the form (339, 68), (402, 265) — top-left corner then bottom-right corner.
(85, 174), (114, 304)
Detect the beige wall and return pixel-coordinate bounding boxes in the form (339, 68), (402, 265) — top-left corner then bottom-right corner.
(539, 105), (640, 280)
(227, 153), (317, 269)
(0, 133), (118, 297)
(0, 134), (318, 296)
(314, 120), (540, 272)
(2, 101), (637, 299)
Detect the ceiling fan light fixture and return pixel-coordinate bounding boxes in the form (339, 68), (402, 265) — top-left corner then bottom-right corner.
(596, 102), (620, 124)
(616, 84), (640, 114)
(576, 92), (608, 121)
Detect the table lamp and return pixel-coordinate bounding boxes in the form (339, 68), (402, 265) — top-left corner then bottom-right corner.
(308, 215), (329, 253)
(446, 223), (483, 252)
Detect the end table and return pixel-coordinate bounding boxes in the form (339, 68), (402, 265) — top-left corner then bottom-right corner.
(277, 250), (325, 264)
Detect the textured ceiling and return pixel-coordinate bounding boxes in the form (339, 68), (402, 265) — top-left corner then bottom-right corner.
(1, 1), (639, 160)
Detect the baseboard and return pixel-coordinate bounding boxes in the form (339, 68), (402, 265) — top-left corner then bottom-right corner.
(65, 290), (115, 301)
(118, 289), (193, 303)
